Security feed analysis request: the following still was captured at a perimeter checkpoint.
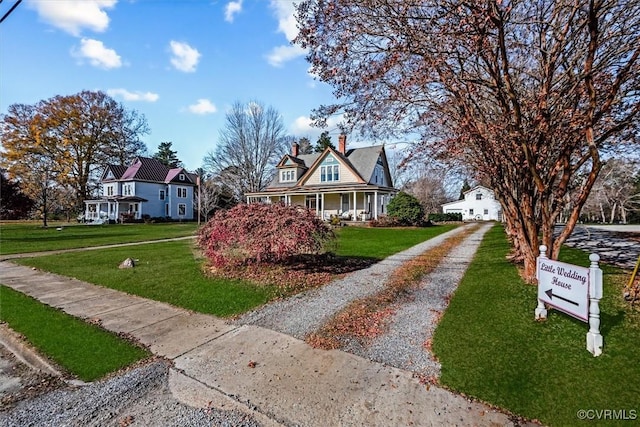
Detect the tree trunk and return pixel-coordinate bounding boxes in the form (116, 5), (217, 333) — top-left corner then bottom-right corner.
(609, 202), (617, 223)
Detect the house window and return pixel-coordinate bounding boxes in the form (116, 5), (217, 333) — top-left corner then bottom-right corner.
(484, 209), (489, 215)
(124, 184), (132, 196)
(469, 209), (474, 215)
(107, 186), (114, 196)
(178, 203), (186, 216)
(177, 187), (187, 198)
(179, 174), (185, 181)
(159, 190), (165, 200)
(476, 193), (482, 200)
(165, 203), (169, 216)
(320, 165), (339, 182)
(280, 169), (296, 183)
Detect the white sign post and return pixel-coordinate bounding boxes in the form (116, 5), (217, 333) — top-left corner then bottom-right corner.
(534, 245), (603, 356)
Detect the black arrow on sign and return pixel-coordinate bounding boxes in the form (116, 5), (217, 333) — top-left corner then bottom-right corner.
(545, 289), (579, 306)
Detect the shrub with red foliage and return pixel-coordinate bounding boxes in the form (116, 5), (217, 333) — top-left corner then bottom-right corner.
(197, 203), (335, 268)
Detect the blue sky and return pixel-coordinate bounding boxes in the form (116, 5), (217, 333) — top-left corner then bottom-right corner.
(0, 0), (353, 170)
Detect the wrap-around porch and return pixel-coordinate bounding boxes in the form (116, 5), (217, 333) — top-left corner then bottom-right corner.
(246, 186), (396, 221)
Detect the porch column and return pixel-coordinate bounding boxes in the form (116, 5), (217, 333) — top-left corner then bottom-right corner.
(374, 191), (378, 219)
(353, 191), (357, 218)
(321, 193), (325, 219)
(114, 202), (119, 222)
(316, 193), (320, 215)
(363, 193), (366, 218)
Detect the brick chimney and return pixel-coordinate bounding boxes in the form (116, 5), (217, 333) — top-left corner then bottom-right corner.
(292, 142), (299, 157)
(338, 134), (347, 154)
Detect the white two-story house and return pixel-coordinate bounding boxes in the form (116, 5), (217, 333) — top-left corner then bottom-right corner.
(246, 135), (398, 221)
(441, 185), (503, 221)
(83, 157), (197, 222)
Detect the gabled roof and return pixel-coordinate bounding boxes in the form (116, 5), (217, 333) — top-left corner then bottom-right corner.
(165, 168), (196, 184)
(463, 185), (494, 196)
(298, 147), (366, 186)
(265, 144), (394, 190)
(103, 157), (196, 185)
(120, 157), (169, 181)
(101, 164), (128, 181)
(343, 145), (389, 185)
(277, 155), (307, 168)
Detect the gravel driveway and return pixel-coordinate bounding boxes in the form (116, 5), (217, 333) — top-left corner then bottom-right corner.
(236, 223), (492, 379)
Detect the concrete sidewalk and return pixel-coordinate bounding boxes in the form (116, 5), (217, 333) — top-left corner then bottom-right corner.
(0, 260), (514, 426)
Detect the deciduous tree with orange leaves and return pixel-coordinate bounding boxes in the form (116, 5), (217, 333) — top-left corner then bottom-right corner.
(1, 90), (149, 222)
(295, 0), (640, 281)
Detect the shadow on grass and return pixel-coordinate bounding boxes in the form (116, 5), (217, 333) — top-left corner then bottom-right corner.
(283, 253), (378, 275)
(600, 310), (626, 336)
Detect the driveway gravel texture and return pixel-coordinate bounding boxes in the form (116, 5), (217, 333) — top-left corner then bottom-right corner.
(0, 359), (262, 427)
(1, 223), (496, 426)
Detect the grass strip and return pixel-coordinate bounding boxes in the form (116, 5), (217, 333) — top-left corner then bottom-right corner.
(0, 285), (150, 382)
(0, 222), (198, 255)
(432, 225), (640, 426)
(332, 225), (458, 260)
(307, 224), (480, 349)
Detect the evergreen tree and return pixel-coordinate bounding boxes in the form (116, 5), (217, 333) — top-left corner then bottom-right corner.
(153, 142), (183, 168)
(459, 180), (471, 200)
(314, 131), (335, 153)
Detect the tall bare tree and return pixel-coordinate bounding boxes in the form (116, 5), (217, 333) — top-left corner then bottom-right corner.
(202, 101), (289, 200)
(295, 0), (640, 281)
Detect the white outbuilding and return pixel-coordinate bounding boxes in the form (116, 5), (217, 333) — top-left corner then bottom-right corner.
(441, 185), (503, 221)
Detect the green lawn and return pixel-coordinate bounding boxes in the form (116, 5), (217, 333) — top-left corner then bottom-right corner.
(0, 222), (198, 255)
(333, 225), (458, 259)
(0, 285), (150, 381)
(432, 224), (640, 426)
(14, 240), (274, 317)
(14, 225), (457, 317)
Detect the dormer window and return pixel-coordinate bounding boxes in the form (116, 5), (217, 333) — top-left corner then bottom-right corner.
(281, 169), (296, 183)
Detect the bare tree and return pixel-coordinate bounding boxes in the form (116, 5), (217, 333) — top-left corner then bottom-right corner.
(403, 172), (449, 215)
(582, 158), (640, 223)
(203, 101), (289, 200)
(295, 0), (640, 281)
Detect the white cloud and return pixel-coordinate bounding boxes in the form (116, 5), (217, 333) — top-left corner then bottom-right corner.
(169, 41), (201, 73)
(290, 115), (344, 140)
(266, 1), (306, 67)
(266, 44), (306, 68)
(269, 0), (298, 40)
(188, 99), (217, 115)
(107, 88), (159, 102)
(72, 38), (122, 69)
(224, 0), (243, 23)
(27, 0), (116, 36)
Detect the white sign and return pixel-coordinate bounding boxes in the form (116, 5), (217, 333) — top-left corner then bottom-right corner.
(537, 258), (589, 322)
